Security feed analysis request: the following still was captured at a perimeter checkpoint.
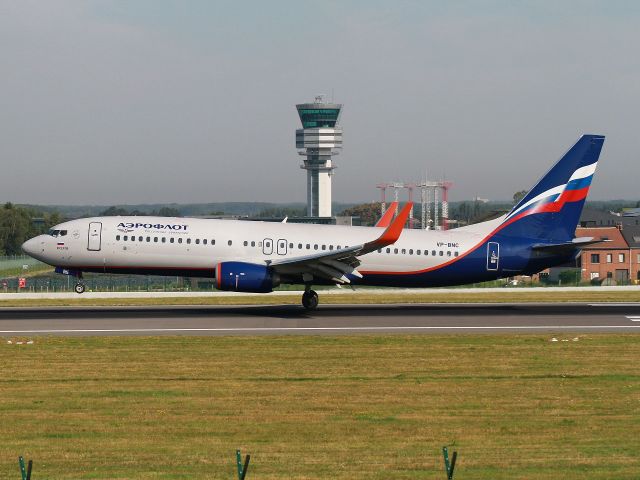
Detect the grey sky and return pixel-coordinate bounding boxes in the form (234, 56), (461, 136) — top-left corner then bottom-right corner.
(1, 1), (638, 205)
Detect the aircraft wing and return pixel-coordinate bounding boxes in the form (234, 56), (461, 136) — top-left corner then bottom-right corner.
(269, 203), (412, 284)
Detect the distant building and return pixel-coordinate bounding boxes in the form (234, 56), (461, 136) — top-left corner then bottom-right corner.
(579, 207), (640, 227)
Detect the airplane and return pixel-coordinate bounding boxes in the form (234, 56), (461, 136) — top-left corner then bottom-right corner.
(22, 134), (605, 309)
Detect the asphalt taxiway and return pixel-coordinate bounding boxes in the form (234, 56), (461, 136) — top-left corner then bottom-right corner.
(0, 302), (639, 336)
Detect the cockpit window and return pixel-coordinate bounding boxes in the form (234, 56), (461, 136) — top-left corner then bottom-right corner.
(48, 229), (67, 237)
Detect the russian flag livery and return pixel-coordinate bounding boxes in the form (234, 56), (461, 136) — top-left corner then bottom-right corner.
(505, 161), (598, 224)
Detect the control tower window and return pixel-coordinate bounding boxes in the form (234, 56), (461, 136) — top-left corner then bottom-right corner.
(297, 108), (340, 128)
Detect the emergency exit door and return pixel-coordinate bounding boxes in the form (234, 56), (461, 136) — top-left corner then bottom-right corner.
(87, 222), (102, 251)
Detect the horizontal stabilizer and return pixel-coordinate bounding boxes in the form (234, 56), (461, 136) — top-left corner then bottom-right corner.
(532, 237), (610, 252)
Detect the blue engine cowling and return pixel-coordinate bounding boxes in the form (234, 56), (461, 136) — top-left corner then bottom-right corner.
(216, 262), (279, 293)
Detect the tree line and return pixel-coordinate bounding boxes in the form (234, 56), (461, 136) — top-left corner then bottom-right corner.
(0, 203), (63, 256)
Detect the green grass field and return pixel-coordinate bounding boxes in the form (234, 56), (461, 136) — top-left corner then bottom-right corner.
(1, 334), (639, 479)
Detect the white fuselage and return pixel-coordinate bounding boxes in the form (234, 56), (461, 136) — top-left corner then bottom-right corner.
(23, 216), (498, 281)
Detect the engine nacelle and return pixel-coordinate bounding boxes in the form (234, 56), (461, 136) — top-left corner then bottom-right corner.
(216, 262), (279, 293)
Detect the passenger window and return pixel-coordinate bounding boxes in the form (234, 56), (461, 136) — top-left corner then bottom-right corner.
(243, 241), (248, 246)
(203, 239), (208, 245)
(329, 245), (334, 250)
(289, 243), (294, 249)
(439, 251), (443, 256)
(131, 236), (135, 242)
(401, 249), (406, 254)
(195, 239), (200, 245)
(306, 244), (310, 249)
(454, 251), (459, 257)
(162, 237), (166, 243)
(178, 238), (183, 244)
(187, 238), (191, 244)
(337, 245), (341, 249)
(212, 239), (216, 245)
(394, 248), (398, 254)
(170, 238), (175, 243)
(322, 245), (326, 250)
(417, 250), (421, 255)
(432, 250), (436, 256)
(447, 251), (451, 257)
(116, 235), (121, 241)
(409, 249), (413, 255)
(228, 240), (232, 246)
(146, 237), (151, 242)
(298, 243), (302, 249)
(377, 249), (381, 253)
(138, 236), (142, 242)
(314, 244), (318, 250)
(124, 236), (128, 241)
(154, 237), (158, 243)
(386, 248), (391, 254)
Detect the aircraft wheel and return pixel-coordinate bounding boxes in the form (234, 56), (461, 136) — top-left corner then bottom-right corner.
(74, 283), (86, 294)
(302, 289), (319, 310)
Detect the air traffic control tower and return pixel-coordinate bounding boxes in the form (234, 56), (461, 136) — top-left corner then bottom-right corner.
(296, 96), (343, 218)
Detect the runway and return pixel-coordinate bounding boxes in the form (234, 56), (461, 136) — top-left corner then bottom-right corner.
(0, 302), (640, 336)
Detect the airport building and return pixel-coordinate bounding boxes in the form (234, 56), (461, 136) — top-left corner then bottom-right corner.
(296, 96), (343, 218)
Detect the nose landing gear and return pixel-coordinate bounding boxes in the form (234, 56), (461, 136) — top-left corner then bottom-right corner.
(301, 286), (318, 310)
(74, 272), (85, 294)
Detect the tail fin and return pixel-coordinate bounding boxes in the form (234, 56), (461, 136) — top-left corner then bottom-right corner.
(501, 134), (605, 242)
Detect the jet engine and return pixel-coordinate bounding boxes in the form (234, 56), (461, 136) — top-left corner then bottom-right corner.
(216, 262), (280, 293)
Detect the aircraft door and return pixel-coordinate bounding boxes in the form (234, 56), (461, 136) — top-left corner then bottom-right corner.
(262, 238), (273, 255)
(88, 222), (102, 251)
(277, 239), (287, 255)
(486, 242), (499, 271)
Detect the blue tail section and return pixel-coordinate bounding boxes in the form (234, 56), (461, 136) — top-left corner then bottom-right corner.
(500, 134), (605, 242)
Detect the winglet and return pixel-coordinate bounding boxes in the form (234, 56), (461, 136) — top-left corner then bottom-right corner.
(375, 202), (398, 228)
(365, 202), (412, 251)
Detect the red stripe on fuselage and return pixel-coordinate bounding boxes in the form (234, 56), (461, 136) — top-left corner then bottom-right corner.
(361, 188), (589, 276)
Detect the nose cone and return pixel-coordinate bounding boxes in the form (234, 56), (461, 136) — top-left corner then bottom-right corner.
(22, 237), (40, 257)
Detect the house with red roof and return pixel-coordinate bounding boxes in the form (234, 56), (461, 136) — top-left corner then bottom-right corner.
(576, 226), (638, 284)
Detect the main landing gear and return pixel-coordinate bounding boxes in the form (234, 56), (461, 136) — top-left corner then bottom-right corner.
(301, 287), (319, 310)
